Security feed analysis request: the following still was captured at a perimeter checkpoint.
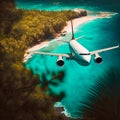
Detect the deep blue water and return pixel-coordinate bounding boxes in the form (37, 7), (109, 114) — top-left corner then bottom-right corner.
(16, 0), (120, 12)
(16, 0), (120, 117)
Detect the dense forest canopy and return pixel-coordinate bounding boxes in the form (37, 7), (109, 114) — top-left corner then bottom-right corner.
(0, 0), (82, 120)
(0, 0), (81, 46)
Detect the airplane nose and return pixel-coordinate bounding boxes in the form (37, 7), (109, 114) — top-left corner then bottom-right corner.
(76, 57), (90, 66)
(82, 55), (91, 66)
(84, 60), (90, 66)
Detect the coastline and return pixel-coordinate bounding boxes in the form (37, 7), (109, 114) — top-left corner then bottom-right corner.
(23, 11), (117, 62)
(27, 41), (49, 52)
(23, 41), (49, 62)
(62, 11), (117, 33)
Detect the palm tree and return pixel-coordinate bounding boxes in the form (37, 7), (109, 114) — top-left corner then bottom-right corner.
(79, 67), (120, 120)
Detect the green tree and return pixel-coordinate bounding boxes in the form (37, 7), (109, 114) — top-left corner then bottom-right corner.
(0, 0), (23, 38)
(0, 38), (67, 120)
(0, 63), (67, 120)
(0, 0), (16, 12)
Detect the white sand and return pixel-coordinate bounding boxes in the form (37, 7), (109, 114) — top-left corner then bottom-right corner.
(23, 41), (49, 62)
(27, 41), (49, 52)
(62, 12), (117, 33)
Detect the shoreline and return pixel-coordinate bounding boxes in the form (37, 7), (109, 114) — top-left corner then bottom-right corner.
(23, 11), (117, 62)
(27, 41), (49, 52)
(62, 11), (117, 33)
(23, 41), (49, 62)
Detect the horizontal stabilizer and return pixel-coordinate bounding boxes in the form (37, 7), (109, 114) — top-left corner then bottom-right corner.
(75, 36), (84, 40)
(57, 36), (84, 43)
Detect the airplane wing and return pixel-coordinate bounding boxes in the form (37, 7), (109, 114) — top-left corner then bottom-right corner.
(90, 45), (119, 55)
(31, 51), (71, 58)
(57, 36), (84, 43)
(75, 36), (84, 40)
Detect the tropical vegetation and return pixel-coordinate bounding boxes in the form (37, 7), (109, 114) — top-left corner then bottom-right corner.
(0, 0), (81, 120)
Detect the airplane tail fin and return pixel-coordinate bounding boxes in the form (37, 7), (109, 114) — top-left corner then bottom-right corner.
(71, 19), (75, 40)
(57, 19), (84, 43)
(71, 19), (84, 41)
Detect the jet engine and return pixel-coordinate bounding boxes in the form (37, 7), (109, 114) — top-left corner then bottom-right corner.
(94, 53), (103, 64)
(56, 56), (64, 66)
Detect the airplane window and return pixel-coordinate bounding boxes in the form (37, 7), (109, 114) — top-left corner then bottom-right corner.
(79, 53), (90, 55)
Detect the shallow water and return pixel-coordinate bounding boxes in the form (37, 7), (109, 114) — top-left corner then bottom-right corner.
(17, 0), (120, 117)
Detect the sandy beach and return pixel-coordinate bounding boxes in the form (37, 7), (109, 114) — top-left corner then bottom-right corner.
(27, 41), (49, 52)
(62, 16), (97, 33)
(62, 11), (117, 33)
(23, 41), (49, 62)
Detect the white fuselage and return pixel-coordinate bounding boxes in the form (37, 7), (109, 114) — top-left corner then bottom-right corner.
(69, 40), (91, 66)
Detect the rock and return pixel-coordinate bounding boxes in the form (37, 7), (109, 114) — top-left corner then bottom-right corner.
(54, 106), (64, 114)
(54, 106), (71, 119)
(60, 31), (67, 36)
(74, 9), (87, 17)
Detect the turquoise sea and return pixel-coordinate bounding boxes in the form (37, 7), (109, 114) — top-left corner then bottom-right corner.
(16, 0), (120, 117)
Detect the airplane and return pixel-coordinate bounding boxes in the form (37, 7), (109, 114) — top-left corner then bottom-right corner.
(28, 20), (119, 66)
